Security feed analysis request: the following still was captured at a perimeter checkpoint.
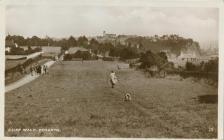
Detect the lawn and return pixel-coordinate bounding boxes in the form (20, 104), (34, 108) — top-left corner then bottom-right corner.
(5, 60), (217, 138)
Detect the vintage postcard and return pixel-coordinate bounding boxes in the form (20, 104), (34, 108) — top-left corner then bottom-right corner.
(1, 0), (223, 139)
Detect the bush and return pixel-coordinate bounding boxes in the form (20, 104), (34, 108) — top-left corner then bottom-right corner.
(109, 47), (139, 60)
(139, 50), (167, 69)
(203, 58), (218, 73)
(185, 62), (199, 71)
(73, 50), (92, 60)
(182, 59), (218, 83)
(64, 54), (73, 61)
(120, 47), (139, 60)
(10, 47), (26, 55)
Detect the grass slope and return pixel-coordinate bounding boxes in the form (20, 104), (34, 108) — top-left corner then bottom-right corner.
(5, 60), (217, 138)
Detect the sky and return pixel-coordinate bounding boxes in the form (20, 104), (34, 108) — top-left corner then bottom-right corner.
(6, 4), (218, 47)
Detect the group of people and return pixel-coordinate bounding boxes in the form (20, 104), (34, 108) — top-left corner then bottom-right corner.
(30, 63), (48, 76)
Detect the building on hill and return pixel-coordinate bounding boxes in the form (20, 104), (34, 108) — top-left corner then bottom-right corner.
(103, 31), (116, 38)
(95, 31), (117, 45)
(167, 48), (218, 68)
(174, 50), (198, 68)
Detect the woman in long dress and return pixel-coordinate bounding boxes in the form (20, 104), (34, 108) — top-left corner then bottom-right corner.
(110, 71), (118, 88)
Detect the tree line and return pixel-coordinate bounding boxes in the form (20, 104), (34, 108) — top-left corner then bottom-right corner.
(6, 35), (88, 47)
(6, 35), (141, 60)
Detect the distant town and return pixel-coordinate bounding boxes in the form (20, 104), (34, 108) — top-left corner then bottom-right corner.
(5, 31), (218, 69)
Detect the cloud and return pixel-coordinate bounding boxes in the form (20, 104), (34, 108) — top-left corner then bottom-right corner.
(6, 5), (218, 46)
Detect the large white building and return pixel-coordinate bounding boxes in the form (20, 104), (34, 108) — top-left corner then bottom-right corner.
(166, 49), (218, 68)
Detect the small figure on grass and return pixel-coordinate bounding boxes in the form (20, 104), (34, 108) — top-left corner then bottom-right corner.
(30, 65), (34, 76)
(110, 70), (118, 88)
(44, 65), (48, 74)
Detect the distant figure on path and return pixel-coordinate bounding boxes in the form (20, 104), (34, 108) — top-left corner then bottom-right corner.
(117, 64), (120, 70)
(110, 71), (118, 88)
(34, 63), (38, 75)
(30, 65), (34, 76)
(41, 65), (44, 74)
(37, 65), (41, 75)
(44, 65), (48, 74)
(19, 64), (25, 75)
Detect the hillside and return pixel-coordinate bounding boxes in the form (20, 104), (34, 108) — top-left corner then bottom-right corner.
(125, 35), (201, 56)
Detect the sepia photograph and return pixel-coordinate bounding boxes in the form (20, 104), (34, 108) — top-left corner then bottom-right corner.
(4, 1), (219, 138)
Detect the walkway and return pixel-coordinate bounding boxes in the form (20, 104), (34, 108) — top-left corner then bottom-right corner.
(5, 60), (55, 93)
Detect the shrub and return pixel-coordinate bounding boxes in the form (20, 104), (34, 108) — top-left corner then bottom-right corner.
(185, 62), (199, 71)
(182, 59), (218, 83)
(64, 54), (72, 61)
(203, 58), (218, 73)
(139, 50), (167, 69)
(73, 50), (92, 60)
(10, 47), (26, 55)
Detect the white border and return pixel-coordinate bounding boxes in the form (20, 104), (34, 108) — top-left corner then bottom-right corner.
(218, 1), (224, 139)
(0, 0), (223, 139)
(0, 0), (5, 138)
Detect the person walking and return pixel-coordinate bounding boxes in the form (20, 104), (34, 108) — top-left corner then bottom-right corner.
(30, 65), (34, 76)
(110, 70), (118, 88)
(41, 65), (44, 74)
(19, 64), (25, 75)
(44, 65), (48, 74)
(34, 63), (38, 75)
(37, 65), (41, 75)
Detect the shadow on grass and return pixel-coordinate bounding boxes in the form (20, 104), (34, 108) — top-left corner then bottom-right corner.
(198, 95), (218, 104)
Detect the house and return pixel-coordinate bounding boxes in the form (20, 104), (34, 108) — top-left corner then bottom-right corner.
(165, 49), (199, 68)
(95, 31), (117, 45)
(103, 31), (116, 38)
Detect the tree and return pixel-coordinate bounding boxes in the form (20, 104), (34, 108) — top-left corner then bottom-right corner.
(77, 36), (88, 46)
(139, 50), (166, 68)
(68, 36), (77, 47)
(6, 35), (26, 46)
(87, 38), (100, 53)
(109, 47), (121, 57)
(89, 38), (99, 46)
(119, 47), (139, 60)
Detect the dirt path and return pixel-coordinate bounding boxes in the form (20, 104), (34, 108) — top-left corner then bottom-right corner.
(5, 61), (55, 93)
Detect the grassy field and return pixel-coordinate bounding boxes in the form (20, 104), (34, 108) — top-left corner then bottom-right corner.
(5, 60), (217, 138)
(41, 46), (61, 57)
(68, 47), (88, 54)
(20, 46), (61, 57)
